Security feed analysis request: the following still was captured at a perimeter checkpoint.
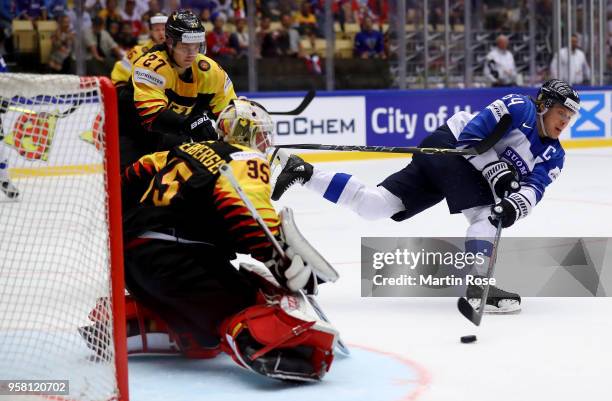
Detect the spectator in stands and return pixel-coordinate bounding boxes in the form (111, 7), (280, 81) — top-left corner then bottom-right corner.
(354, 16), (385, 59)
(368, 0), (388, 24)
(98, 0), (122, 31)
(48, 13), (74, 73)
(134, 0), (151, 17)
(0, 2), (13, 46)
(15, 0), (47, 20)
(550, 34), (591, 85)
(260, 0), (282, 19)
(206, 12), (236, 61)
(120, 0), (144, 37)
(163, 0), (182, 15)
(216, 0), (235, 21)
(183, 0), (218, 16)
(45, 0), (68, 20)
(294, 2), (318, 36)
(77, 16), (122, 75)
(278, 12), (301, 57)
(115, 20), (138, 49)
(484, 34), (517, 87)
(229, 17), (249, 58)
(141, 0), (162, 23)
(257, 16), (279, 58)
(85, 0), (106, 16)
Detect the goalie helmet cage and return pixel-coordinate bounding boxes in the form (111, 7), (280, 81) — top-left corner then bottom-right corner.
(0, 75), (128, 401)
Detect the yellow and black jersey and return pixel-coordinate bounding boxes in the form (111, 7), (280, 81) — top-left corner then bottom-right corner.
(111, 39), (156, 86)
(131, 47), (236, 129)
(122, 141), (279, 262)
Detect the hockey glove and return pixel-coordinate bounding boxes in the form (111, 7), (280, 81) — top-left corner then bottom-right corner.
(488, 192), (532, 228)
(482, 160), (520, 199)
(265, 246), (317, 294)
(184, 112), (218, 142)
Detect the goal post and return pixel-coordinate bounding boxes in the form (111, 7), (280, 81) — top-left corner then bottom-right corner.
(0, 74), (128, 401)
(100, 76), (129, 401)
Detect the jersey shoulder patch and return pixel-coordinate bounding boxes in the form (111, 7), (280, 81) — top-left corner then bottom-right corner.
(133, 67), (166, 88)
(485, 99), (509, 122)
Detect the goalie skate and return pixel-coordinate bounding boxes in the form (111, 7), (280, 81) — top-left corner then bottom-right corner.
(467, 281), (521, 313)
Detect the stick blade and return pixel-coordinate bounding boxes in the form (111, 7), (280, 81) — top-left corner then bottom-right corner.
(457, 297), (482, 326)
(269, 90), (315, 115)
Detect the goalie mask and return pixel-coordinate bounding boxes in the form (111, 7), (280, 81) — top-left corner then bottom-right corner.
(216, 99), (274, 153)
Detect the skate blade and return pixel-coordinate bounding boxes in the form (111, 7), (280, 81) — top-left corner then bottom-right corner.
(468, 298), (522, 314)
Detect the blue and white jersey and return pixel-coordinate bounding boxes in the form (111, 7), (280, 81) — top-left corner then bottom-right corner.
(446, 94), (564, 206)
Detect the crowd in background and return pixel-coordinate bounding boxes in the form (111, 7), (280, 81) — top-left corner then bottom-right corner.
(0, 0), (610, 87)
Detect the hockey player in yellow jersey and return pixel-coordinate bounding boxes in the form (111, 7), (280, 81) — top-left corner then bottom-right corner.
(110, 13), (168, 87)
(118, 9), (237, 169)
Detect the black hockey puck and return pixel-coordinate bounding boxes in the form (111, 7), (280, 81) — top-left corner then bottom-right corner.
(460, 335), (477, 343)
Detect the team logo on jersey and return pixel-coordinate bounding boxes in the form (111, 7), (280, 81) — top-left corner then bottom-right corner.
(502, 147), (529, 177)
(486, 99), (509, 122)
(198, 60), (210, 71)
(548, 166), (561, 181)
(134, 67), (166, 87)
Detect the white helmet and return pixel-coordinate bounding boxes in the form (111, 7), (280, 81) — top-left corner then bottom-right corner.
(216, 98), (274, 153)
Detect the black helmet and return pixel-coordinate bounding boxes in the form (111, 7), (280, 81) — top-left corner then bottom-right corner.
(165, 9), (206, 49)
(536, 79), (580, 113)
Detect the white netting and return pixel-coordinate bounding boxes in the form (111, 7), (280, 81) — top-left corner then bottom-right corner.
(0, 74), (120, 401)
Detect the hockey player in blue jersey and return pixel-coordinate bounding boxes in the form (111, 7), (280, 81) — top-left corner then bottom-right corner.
(270, 79), (580, 313)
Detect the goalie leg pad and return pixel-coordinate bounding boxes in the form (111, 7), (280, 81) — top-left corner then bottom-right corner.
(280, 207), (339, 284)
(219, 292), (338, 381)
(80, 295), (221, 359)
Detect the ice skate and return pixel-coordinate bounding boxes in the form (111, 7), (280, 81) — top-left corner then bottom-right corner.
(467, 278), (521, 313)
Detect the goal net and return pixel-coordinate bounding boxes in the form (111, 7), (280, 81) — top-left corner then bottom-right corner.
(0, 74), (127, 401)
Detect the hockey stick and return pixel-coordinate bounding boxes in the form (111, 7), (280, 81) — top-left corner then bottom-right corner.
(218, 162), (350, 356)
(269, 113), (513, 158)
(268, 90), (315, 116)
(271, 144), (480, 156)
(457, 217), (503, 326)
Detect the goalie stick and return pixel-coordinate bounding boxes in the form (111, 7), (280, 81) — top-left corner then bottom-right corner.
(218, 163), (350, 356)
(457, 217), (503, 326)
